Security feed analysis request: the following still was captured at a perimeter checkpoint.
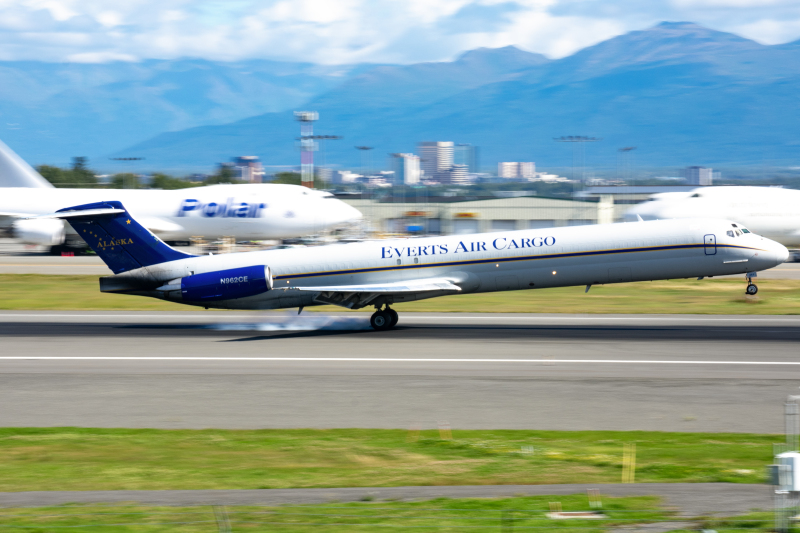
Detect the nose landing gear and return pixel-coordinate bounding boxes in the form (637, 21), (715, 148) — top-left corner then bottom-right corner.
(745, 272), (758, 295)
(370, 305), (399, 331)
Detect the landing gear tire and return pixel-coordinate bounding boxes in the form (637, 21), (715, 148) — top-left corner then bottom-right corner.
(746, 283), (758, 295)
(386, 308), (398, 328)
(370, 310), (392, 331)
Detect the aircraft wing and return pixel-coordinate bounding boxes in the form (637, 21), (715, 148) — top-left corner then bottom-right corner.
(291, 278), (461, 309)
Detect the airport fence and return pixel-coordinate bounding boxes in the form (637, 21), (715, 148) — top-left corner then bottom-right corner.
(0, 502), (780, 531)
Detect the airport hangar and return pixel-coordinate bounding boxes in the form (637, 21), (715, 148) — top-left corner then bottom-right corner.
(340, 194), (624, 235)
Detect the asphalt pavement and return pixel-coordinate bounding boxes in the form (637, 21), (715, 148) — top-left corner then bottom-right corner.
(0, 311), (798, 432)
(0, 483), (769, 516)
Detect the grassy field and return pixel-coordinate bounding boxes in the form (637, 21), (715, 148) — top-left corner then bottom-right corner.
(0, 496), (673, 533)
(2, 274), (800, 313)
(0, 428), (778, 492)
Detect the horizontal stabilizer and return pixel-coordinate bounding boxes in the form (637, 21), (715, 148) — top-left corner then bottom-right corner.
(30, 208), (125, 219)
(0, 211), (37, 218)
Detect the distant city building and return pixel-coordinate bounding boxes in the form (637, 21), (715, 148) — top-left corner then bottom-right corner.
(454, 143), (479, 173)
(316, 167), (333, 183)
(393, 153), (421, 185)
(418, 141), (453, 178)
(519, 162), (536, 179)
(498, 162), (518, 178)
(685, 166), (713, 186)
(232, 156), (264, 183)
(498, 162), (536, 179)
(447, 164), (470, 185)
(333, 170), (360, 184)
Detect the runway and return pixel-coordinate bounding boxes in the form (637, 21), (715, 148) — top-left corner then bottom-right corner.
(1, 311), (798, 433)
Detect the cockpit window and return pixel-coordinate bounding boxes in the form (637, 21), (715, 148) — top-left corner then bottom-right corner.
(726, 230), (734, 238)
(691, 193), (701, 198)
(741, 228), (751, 233)
(731, 224), (738, 228)
(735, 230), (742, 236)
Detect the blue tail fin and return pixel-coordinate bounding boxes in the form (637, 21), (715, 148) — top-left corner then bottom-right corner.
(54, 201), (194, 274)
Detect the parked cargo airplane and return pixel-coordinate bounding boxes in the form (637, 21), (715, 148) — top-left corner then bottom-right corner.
(38, 201), (788, 330)
(0, 140), (361, 251)
(626, 186), (800, 247)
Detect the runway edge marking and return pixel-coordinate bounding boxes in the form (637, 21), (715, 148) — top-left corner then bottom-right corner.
(2, 357), (800, 365)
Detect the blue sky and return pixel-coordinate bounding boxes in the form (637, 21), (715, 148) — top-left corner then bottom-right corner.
(0, 0), (799, 64)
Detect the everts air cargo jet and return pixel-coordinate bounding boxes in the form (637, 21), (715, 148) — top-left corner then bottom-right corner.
(626, 186), (800, 247)
(37, 201), (788, 330)
(0, 140), (362, 251)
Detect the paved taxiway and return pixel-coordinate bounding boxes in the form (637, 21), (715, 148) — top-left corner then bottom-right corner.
(0, 484), (767, 516)
(1, 311), (799, 433)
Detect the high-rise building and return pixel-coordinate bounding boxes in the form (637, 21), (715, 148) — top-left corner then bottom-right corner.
(498, 162), (536, 179)
(498, 162), (518, 178)
(447, 164), (470, 185)
(685, 166), (713, 186)
(418, 141), (453, 178)
(519, 162), (536, 179)
(454, 143), (479, 173)
(393, 153), (421, 185)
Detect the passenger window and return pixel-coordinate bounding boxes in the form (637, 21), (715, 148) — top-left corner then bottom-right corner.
(727, 230), (734, 237)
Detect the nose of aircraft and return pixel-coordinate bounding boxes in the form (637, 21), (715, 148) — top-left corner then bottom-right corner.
(315, 197), (364, 226)
(774, 240), (790, 264)
(328, 198), (363, 225)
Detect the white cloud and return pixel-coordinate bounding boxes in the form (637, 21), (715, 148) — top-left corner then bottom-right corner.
(0, 0), (798, 64)
(66, 50), (137, 62)
(671, 0), (793, 7)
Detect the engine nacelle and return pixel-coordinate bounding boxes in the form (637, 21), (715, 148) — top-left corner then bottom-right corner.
(179, 265), (272, 302)
(12, 218), (65, 246)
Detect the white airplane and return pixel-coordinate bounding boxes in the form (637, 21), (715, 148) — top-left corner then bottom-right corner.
(626, 186), (800, 247)
(0, 140), (362, 251)
(38, 200), (788, 330)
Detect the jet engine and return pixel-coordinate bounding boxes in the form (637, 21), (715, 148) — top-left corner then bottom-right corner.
(11, 218), (65, 246)
(157, 265), (273, 302)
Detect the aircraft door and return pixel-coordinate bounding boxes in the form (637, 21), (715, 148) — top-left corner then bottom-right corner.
(704, 234), (716, 255)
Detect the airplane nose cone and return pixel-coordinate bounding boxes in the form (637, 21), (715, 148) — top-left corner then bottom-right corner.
(338, 202), (363, 223)
(776, 242), (790, 263)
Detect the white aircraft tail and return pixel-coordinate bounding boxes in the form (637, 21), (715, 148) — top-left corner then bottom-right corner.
(0, 140), (53, 188)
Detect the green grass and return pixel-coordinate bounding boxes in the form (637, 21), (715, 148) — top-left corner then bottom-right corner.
(0, 496), (675, 532)
(0, 428), (779, 492)
(1, 274), (799, 313)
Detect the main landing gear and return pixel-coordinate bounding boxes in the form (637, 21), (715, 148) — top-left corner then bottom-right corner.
(370, 306), (399, 331)
(746, 273), (758, 295)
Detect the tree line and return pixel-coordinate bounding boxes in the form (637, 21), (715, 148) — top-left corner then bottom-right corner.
(36, 157), (303, 189)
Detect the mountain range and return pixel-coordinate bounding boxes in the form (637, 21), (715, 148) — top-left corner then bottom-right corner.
(3, 22), (800, 174)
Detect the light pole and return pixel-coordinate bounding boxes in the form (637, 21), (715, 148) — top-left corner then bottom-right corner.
(109, 157), (144, 189)
(618, 146), (636, 184)
(297, 134), (341, 186)
(355, 146), (373, 184)
(553, 136), (601, 186)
